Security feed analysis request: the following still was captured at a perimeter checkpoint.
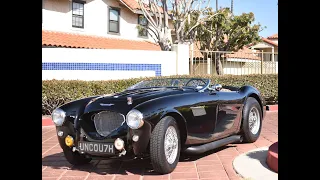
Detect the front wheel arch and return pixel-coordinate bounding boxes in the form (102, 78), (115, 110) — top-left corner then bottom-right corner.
(150, 116), (181, 174)
(247, 93), (264, 118)
(160, 112), (187, 148)
(240, 93), (263, 131)
(240, 97), (262, 142)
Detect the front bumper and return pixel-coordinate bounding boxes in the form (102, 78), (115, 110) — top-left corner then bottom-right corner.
(55, 120), (152, 158)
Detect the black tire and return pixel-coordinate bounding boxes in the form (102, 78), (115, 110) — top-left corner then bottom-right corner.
(241, 97), (262, 143)
(63, 148), (91, 166)
(150, 116), (181, 174)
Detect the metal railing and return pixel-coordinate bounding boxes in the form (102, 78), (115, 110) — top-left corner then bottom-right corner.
(189, 50), (278, 75)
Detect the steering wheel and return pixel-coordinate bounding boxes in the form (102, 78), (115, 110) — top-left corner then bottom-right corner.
(171, 79), (180, 86)
(185, 79), (207, 87)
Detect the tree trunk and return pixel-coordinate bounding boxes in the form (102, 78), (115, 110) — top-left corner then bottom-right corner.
(202, 51), (223, 75)
(158, 33), (172, 51)
(214, 53), (223, 75)
(158, 40), (171, 51)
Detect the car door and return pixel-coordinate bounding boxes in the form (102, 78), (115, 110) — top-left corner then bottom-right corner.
(185, 90), (219, 144)
(212, 91), (243, 139)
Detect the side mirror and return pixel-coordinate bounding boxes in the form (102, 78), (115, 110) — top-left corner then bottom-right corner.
(212, 84), (222, 91)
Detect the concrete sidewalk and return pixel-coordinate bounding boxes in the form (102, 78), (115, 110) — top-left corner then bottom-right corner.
(42, 111), (278, 180)
(233, 147), (278, 180)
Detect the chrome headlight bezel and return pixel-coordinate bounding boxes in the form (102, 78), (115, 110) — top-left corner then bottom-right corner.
(51, 108), (66, 126)
(126, 109), (144, 129)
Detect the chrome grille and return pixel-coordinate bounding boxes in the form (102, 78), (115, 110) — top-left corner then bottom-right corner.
(93, 111), (125, 137)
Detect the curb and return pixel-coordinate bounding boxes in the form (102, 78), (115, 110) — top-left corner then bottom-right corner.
(42, 105), (278, 127)
(232, 146), (278, 180)
(266, 105), (278, 111)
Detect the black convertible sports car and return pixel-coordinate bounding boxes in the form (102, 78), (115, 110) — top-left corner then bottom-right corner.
(51, 78), (266, 174)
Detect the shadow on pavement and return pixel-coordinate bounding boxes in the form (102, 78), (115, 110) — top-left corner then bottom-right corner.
(42, 144), (236, 176)
(246, 149), (270, 169)
(179, 145), (235, 161)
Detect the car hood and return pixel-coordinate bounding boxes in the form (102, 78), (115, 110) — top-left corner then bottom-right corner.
(83, 88), (194, 114)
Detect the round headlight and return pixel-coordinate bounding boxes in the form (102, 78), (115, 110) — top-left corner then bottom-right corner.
(51, 108), (66, 126)
(126, 109), (144, 129)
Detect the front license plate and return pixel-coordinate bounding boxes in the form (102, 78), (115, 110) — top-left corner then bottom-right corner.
(78, 141), (115, 154)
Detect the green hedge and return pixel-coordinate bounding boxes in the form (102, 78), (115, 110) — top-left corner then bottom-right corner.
(42, 74), (278, 115)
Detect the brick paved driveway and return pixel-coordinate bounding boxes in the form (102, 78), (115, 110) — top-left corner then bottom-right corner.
(42, 111), (278, 180)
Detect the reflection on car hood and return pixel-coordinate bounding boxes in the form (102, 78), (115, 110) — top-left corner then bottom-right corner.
(83, 88), (195, 114)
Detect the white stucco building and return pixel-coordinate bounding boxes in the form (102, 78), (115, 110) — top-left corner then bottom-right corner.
(251, 33), (278, 62)
(41, 0), (191, 81)
(42, 0), (172, 43)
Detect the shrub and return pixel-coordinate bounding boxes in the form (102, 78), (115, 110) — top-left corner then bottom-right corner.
(42, 74), (278, 115)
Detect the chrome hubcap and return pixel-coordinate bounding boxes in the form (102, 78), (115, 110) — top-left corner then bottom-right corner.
(249, 107), (260, 135)
(164, 126), (178, 164)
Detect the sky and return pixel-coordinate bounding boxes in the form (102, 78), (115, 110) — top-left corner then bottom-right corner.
(211, 0), (278, 37)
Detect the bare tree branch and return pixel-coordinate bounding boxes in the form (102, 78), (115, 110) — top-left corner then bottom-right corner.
(142, 25), (159, 40)
(176, 19), (186, 36)
(162, 0), (169, 33)
(153, 1), (162, 29)
(138, 0), (158, 31)
(147, 29), (159, 43)
(150, 3), (160, 28)
(195, 0), (202, 11)
(138, 0), (210, 49)
(184, 0), (194, 13)
(205, 0), (211, 8)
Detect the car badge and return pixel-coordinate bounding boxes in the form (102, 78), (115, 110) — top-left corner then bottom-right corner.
(127, 97), (133, 105)
(114, 96), (119, 98)
(100, 103), (114, 106)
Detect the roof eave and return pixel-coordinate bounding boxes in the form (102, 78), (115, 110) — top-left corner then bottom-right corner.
(118, 0), (172, 19)
(118, 0), (137, 13)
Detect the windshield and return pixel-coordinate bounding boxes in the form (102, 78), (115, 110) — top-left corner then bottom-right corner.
(126, 78), (210, 91)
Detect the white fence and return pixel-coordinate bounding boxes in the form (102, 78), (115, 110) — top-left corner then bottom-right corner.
(190, 50), (278, 75)
(42, 48), (180, 81)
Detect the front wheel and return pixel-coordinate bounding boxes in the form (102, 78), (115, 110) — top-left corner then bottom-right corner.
(150, 116), (181, 174)
(241, 97), (262, 143)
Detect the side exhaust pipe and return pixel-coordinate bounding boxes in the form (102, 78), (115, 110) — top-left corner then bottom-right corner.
(183, 135), (242, 155)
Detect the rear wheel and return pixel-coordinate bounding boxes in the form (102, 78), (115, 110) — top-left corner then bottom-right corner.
(150, 116), (181, 174)
(241, 97), (262, 143)
(63, 148), (91, 166)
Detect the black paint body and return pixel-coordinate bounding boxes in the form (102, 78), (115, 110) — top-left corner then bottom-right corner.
(55, 85), (266, 158)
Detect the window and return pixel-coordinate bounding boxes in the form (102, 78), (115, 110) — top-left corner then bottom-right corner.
(72, 1), (84, 28)
(138, 15), (148, 37)
(109, 7), (120, 33)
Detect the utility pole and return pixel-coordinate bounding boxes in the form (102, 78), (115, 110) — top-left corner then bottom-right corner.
(216, 0), (218, 11)
(231, 0), (233, 14)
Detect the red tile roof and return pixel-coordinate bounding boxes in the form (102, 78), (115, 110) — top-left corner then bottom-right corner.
(262, 37), (278, 47)
(225, 47), (261, 60)
(120, 0), (140, 10)
(190, 44), (261, 61)
(119, 0), (164, 13)
(267, 33), (278, 39)
(42, 30), (161, 51)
